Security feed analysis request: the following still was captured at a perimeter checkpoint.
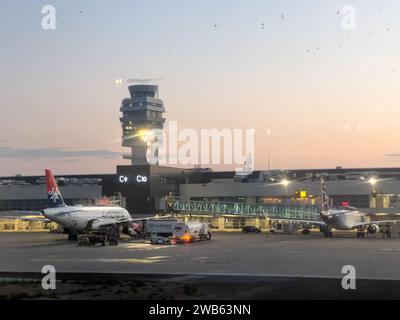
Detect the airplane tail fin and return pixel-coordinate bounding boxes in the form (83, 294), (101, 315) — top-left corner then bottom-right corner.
(320, 177), (330, 212)
(45, 169), (66, 208)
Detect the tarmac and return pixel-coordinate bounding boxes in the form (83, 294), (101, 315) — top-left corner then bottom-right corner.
(0, 231), (400, 280)
(2, 231), (400, 299)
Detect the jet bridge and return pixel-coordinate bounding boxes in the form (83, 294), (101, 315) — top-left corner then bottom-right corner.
(173, 200), (322, 222)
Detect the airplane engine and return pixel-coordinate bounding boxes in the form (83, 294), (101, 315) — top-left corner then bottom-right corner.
(90, 221), (105, 230)
(367, 224), (379, 234)
(123, 222), (140, 237)
(122, 226), (136, 237)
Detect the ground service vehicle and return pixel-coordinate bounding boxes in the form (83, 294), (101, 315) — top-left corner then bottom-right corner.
(174, 221), (211, 242)
(144, 219), (178, 239)
(77, 233), (119, 246)
(145, 219), (211, 243)
(242, 226), (261, 233)
(148, 235), (177, 245)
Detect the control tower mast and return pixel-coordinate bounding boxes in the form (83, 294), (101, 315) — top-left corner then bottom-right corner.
(120, 85), (166, 165)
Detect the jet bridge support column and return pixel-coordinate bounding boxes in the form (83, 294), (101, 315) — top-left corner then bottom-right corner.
(217, 216), (225, 230)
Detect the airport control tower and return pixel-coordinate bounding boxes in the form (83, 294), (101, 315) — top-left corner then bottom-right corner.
(120, 85), (166, 165)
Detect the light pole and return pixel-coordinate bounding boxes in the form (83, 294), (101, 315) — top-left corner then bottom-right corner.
(266, 129), (271, 171)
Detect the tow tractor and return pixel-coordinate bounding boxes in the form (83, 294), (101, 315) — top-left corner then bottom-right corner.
(146, 235), (177, 245)
(77, 232), (119, 246)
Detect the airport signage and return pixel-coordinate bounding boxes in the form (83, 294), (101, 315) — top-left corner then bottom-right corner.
(136, 175), (148, 183)
(118, 174), (148, 183)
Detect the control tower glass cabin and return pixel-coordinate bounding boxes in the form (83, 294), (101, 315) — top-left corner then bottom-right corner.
(120, 85), (166, 165)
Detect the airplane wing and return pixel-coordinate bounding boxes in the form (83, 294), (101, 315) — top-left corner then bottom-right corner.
(99, 218), (133, 227)
(353, 220), (400, 228)
(87, 215), (172, 230)
(86, 218), (135, 230)
(268, 217), (326, 226)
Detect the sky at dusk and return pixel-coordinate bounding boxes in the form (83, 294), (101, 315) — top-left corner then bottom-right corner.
(1, 0), (400, 176)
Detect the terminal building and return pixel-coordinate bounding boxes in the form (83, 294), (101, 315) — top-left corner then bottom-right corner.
(2, 166), (400, 211)
(2, 165), (400, 231)
(2, 85), (400, 230)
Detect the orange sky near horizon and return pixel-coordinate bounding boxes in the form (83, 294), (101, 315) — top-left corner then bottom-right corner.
(1, 1), (400, 176)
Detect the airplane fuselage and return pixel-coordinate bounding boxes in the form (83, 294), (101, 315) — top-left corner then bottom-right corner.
(320, 208), (367, 230)
(42, 206), (130, 232)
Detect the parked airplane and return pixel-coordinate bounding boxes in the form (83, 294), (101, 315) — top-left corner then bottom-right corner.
(42, 169), (140, 240)
(273, 178), (399, 238)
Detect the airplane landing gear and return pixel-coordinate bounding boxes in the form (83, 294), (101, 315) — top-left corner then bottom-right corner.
(68, 233), (78, 241)
(320, 226), (332, 237)
(324, 231), (333, 238)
